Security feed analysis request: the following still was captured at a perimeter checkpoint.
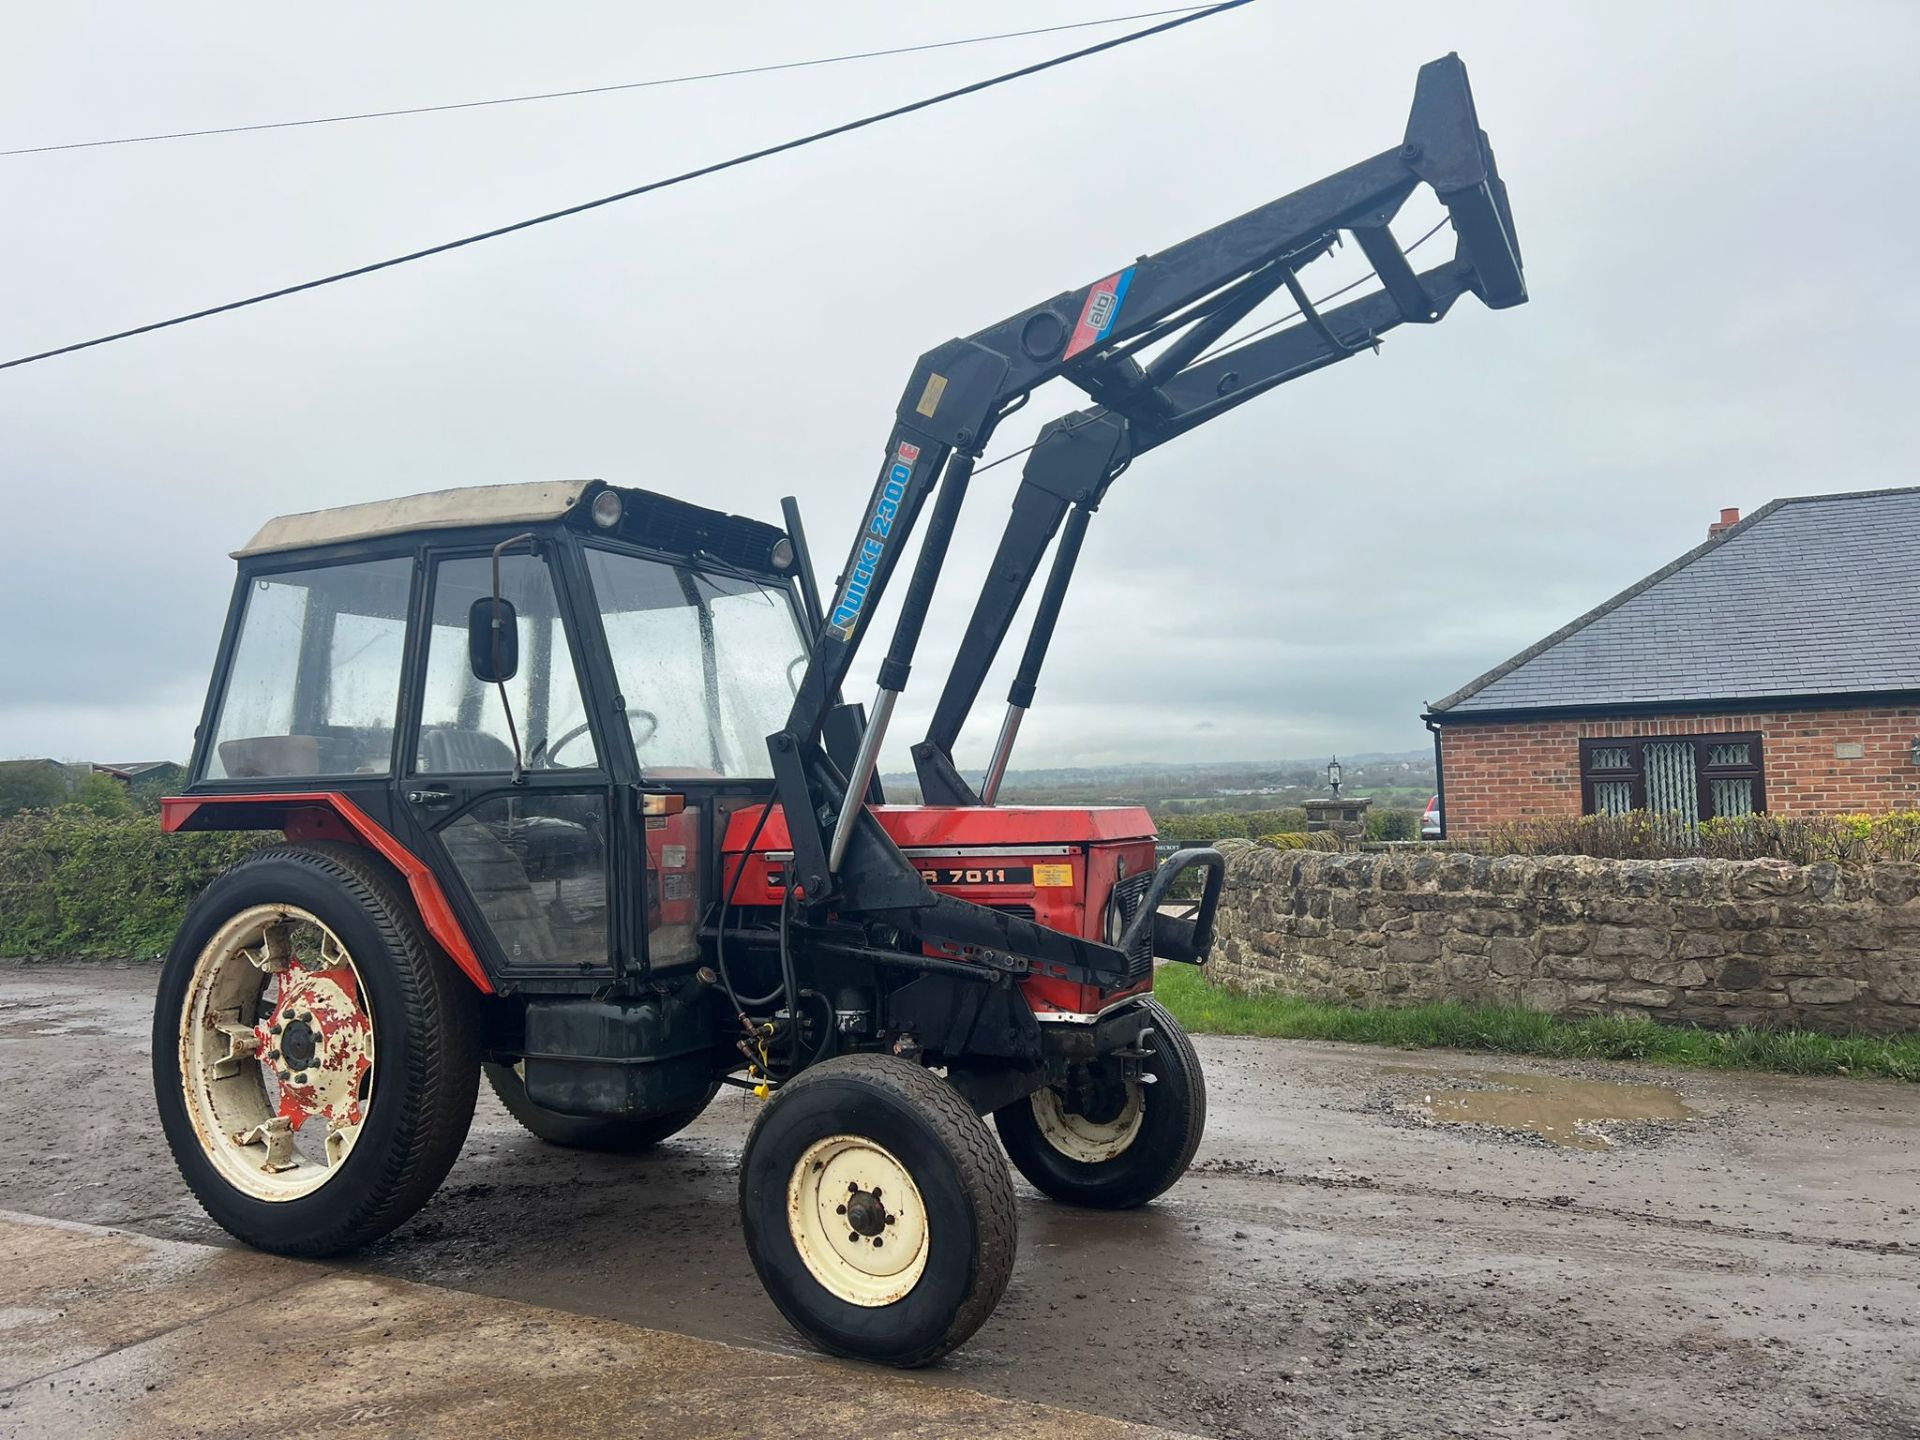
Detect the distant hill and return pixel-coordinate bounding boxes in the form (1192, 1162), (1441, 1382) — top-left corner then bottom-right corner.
(880, 752), (1434, 812)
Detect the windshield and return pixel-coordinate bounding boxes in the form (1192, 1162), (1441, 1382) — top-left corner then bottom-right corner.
(583, 547), (808, 778)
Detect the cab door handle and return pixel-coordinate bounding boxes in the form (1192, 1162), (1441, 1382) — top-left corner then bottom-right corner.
(406, 788), (454, 806)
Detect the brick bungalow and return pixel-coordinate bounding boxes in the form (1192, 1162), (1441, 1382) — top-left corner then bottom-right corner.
(1424, 486), (1920, 839)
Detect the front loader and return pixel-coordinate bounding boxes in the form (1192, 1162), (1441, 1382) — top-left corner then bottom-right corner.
(152, 54), (1526, 1366)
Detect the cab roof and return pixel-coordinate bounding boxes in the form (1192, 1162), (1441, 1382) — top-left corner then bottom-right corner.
(234, 480), (597, 558)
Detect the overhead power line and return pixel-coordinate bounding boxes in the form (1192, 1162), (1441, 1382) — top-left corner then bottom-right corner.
(2, 6), (1219, 158)
(0, 0), (1253, 373)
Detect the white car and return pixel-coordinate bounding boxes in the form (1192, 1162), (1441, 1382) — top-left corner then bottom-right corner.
(1422, 794), (1443, 839)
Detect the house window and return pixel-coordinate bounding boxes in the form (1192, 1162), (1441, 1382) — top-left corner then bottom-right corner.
(1579, 734), (1764, 823)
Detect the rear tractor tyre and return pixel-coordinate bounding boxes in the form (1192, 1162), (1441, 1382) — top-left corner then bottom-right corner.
(739, 1054), (1016, 1368)
(152, 842), (481, 1256)
(994, 996), (1205, 1210)
(483, 1061), (717, 1152)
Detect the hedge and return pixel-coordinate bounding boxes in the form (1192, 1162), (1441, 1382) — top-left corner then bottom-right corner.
(0, 810), (267, 960)
(1157, 808), (1310, 842)
(1158, 806), (1422, 844)
(1480, 809), (1920, 864)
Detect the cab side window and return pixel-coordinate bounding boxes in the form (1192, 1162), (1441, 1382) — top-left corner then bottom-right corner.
(204, 558), (412, 780)
(415, 554), (597, 773)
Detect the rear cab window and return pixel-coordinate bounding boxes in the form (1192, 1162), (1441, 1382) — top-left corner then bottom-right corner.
(201, 557), (414, 780)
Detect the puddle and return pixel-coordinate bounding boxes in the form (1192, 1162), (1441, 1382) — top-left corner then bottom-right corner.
(1400, 1069), (1693, 1151)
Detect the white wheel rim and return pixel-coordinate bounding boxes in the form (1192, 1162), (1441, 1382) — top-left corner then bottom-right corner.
(1031, 1080), (1144, 1163)
(786, 1135), (930, 1307)
(178, 904), (376, 1202)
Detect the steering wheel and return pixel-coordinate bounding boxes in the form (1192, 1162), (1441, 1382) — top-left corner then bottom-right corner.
(546, 708), (658, 766)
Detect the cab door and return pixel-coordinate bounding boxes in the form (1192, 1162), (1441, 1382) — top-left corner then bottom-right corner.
(399, 546), (626, 983)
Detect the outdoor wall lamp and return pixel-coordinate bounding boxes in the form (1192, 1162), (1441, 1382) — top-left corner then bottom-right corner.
(1327, 756), (1343, 798)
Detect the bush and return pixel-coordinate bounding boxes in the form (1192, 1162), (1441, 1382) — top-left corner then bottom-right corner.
(1365, 807), (1421, 842)
(0, 761), (74, 818)
(0, 809), (268, 959)
(1478, 809), (1920, 865)
(1157, 808), (1308, 843)
(1158, 812), (1251, 842)
(70, 772), (136, 818)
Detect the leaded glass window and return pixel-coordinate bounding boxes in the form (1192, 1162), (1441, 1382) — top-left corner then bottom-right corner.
(1592, 781), (1635, 816)
(1577, 733), (1765, 825)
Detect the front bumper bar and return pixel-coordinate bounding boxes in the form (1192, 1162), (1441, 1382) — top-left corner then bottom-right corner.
(1121, 845), (1225, 967)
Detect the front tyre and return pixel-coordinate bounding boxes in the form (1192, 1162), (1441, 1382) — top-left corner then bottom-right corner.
(739, 1054), (1015, 1368)
(153, 842), (481, 1256)
(994, 996), (1205, 1210)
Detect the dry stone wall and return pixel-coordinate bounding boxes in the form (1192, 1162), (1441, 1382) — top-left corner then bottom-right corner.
(1208, 840), (1920, 1035)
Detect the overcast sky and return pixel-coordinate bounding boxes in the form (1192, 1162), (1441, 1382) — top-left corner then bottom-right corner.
(4, 2), (1917, 773)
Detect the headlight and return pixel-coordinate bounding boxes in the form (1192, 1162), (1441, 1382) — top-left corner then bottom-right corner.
(590, 490), (624, 529)
(770, 537), (795, 571)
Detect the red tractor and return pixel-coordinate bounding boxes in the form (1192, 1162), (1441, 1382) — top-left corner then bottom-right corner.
(153, 55), (1524, 1365)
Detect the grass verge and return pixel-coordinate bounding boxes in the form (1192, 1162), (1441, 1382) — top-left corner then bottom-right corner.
(1151, 963), (1919, 1081)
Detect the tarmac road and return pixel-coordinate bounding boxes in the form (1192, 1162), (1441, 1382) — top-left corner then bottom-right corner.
(2, 964), (1916, 1439)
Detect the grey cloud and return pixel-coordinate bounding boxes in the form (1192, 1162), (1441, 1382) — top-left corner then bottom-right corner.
(2, 2), (1916, 769)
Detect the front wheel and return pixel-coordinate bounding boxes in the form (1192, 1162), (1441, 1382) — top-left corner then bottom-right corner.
(994, 996), (1205, 1209)
(739, 1054), (1016, 1367)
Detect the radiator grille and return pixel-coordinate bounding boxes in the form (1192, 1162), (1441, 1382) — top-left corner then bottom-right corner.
(1112, 872), (1155, 983)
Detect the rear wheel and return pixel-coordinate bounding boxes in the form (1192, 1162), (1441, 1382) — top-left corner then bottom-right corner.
(995, 997), (1205, 1209)
(482, 1061), (716, 1152)
(153, 842), (480, 1255)
(739, 1054), (1015, 1367)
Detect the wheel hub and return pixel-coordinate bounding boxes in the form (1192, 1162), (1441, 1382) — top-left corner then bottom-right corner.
(844, 1187), (890, 1238)
(278, 1018), (318, 1071)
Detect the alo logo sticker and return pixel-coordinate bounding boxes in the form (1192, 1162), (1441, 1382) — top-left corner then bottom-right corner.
(827, 441), (922, 639)
(1062, 267), (1136, 360)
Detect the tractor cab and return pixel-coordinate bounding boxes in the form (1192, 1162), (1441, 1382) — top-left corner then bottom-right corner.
(172, 479), (813, 986)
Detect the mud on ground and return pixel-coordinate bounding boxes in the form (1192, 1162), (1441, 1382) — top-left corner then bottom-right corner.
(1, 967), (1915, 1439)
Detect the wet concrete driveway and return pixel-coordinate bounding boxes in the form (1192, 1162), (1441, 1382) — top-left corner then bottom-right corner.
(2, 965), (1916, 1439)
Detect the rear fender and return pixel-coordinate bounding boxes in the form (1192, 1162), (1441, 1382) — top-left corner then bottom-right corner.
(161, 792), (493, 994)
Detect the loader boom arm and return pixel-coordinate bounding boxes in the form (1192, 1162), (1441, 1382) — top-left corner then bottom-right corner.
(767, 53), (1525, 970)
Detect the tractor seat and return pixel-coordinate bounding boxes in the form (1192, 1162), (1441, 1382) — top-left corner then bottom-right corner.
(416, 726), (518, 775)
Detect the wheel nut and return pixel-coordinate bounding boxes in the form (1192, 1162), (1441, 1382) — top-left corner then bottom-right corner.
(295, 1073), (309, 1085)
(836, 1204), (847, 1215)
(848, 1182), (858, 1193)
(871, 1238), (884, 1248)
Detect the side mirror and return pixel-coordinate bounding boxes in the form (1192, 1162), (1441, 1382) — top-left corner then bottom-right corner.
(468, 596), (519, 683)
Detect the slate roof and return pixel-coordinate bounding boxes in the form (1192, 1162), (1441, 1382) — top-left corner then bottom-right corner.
(1430, 486), (1920, 716)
